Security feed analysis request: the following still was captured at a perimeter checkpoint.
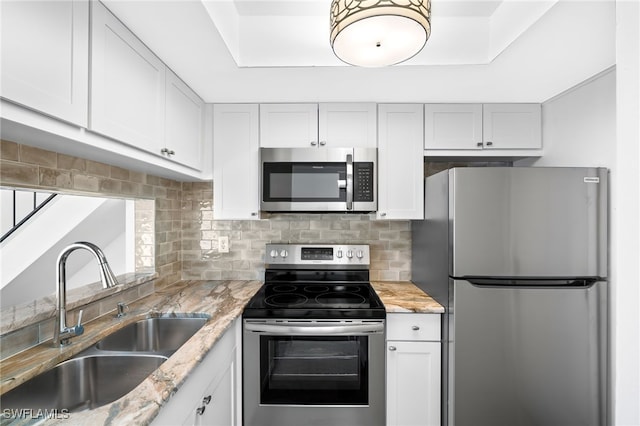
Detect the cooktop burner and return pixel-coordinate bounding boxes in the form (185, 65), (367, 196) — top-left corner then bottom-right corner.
(261, 283), (371, 308)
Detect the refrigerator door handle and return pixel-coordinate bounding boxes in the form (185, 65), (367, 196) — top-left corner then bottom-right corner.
(464, 278), (598, 288)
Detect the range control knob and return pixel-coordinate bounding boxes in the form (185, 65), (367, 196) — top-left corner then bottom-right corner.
(280, 249), (288, 258)
(346, 250), (353, 259)
(269, 249), (278, 258)
(356, 250), (363, 259)
(336, 250), (343, 258)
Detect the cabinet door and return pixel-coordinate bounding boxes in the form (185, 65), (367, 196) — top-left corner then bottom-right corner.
(194, 351), (236, 426)
(482, 104), (542, 149)
(319, 103), (377, 148)
(165, 70), (204, 170)
(152, 320), (239, 426)
(1, 0), (89, 126)
(387, 341), (441, 426)
(213, 104), (260, 220)
(90, 1), (165, 153)
(259, 104), (318, 148)
(377, 104), (424, 219)
(424, 104), (483, 150)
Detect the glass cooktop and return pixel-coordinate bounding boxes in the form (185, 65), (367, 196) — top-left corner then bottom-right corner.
(243, 282), (386, 319)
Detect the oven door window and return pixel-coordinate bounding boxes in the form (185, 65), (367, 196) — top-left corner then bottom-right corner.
(263, 162), (347, 202)
(260, 336), (368, 405)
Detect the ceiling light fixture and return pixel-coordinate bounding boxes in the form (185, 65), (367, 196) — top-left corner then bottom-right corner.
(330, 0), (431, 67)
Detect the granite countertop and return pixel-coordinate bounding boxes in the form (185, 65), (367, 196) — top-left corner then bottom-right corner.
(372, 281), (444, 313)
(0, 280), (263, 426)
(0, 280), (441, 425)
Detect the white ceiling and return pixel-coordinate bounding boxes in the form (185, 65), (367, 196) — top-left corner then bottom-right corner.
(101, 0), (616, 103)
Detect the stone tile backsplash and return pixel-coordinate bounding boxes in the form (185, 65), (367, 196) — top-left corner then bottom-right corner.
(1, 140), (413, 287)
(181, 182), (411, 281)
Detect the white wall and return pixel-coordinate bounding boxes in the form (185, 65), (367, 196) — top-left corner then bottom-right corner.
(518, 68), (616, 168)
(517, 45), (639, 425)
(612, 1), (640, 424)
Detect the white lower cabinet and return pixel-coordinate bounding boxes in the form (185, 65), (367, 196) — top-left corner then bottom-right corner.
(386, 313), (441, 426)
(152, 319), (241, 426)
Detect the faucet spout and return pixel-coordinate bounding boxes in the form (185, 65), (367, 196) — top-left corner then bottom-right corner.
(53, 241), (120, 346)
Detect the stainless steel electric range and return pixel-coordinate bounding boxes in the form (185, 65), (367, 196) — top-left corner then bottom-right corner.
(243, 244), (385, 426)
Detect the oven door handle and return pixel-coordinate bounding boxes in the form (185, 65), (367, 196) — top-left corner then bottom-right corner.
(244, 322), (384, 335)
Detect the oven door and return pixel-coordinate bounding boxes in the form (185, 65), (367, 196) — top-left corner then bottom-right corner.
(243, 319), (385, 426)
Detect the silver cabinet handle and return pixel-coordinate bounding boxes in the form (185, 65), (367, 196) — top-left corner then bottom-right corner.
(486, 141), (493, 146)
(251, 212), (258, 216)
(412, 325), (420, 331)
(160, 148), (175, 156)
(319, 141), (326, 146)
(310, 141), (317, 146)
(476, 142), (483, 147)
(379, 212), (387, 217)
(389, 346), (397, 351)
(196, 395), (212, 416)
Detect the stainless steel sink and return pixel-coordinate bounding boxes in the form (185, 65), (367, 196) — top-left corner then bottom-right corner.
(0, 314), (210, 413)
(95, 316), (209, 353)
(0, 354), (167, 412)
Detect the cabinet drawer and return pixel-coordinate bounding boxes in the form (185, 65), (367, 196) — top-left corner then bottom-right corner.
(387, 313), (440, 341)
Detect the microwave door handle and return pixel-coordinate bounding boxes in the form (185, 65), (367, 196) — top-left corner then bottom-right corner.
(346, 153), (353, 210)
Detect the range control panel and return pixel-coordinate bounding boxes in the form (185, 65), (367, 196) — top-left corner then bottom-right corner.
(265, 244), (370, 268)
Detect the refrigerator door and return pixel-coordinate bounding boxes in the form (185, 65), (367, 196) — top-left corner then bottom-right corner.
(450, 279), (608, 426)
(450, 167), (607, 278)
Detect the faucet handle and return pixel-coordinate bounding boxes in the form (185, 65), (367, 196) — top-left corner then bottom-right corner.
(74, 309), (85, 335)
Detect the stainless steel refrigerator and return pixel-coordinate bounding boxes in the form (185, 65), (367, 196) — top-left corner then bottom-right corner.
(412, 167), (608, 426)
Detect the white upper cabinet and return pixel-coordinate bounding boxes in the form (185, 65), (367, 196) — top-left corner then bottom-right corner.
(318, 103), (377, 148)
(259, 103), (377, 148)
(377, 104), (425, 220)
(90, 0), (165, 154)
(1, 0), (89, 127)
(424, 104), (483, 150)
(482, 104), (542, 150)
(213, 104), (260, 220)
(424, 103), (541, 155)
(90, 1), (204, 171)
(165, 70), (205, 170)
(259, 104), (318, 148)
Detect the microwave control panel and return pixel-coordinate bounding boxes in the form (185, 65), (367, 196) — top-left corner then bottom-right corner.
(353, 162), (374, 202)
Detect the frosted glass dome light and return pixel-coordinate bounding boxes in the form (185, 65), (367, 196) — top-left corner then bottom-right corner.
(330, 0), (431, 67)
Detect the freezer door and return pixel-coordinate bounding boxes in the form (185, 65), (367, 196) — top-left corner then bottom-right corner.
(450, 167), (607, 278)
(449, 279), (608, 426)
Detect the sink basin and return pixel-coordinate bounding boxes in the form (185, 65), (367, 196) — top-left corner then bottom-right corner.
(0, 354), (167, 412)
(96, 316), (209, 353)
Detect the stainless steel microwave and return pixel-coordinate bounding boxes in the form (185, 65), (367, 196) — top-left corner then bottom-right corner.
(260, 147), (377, 212)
